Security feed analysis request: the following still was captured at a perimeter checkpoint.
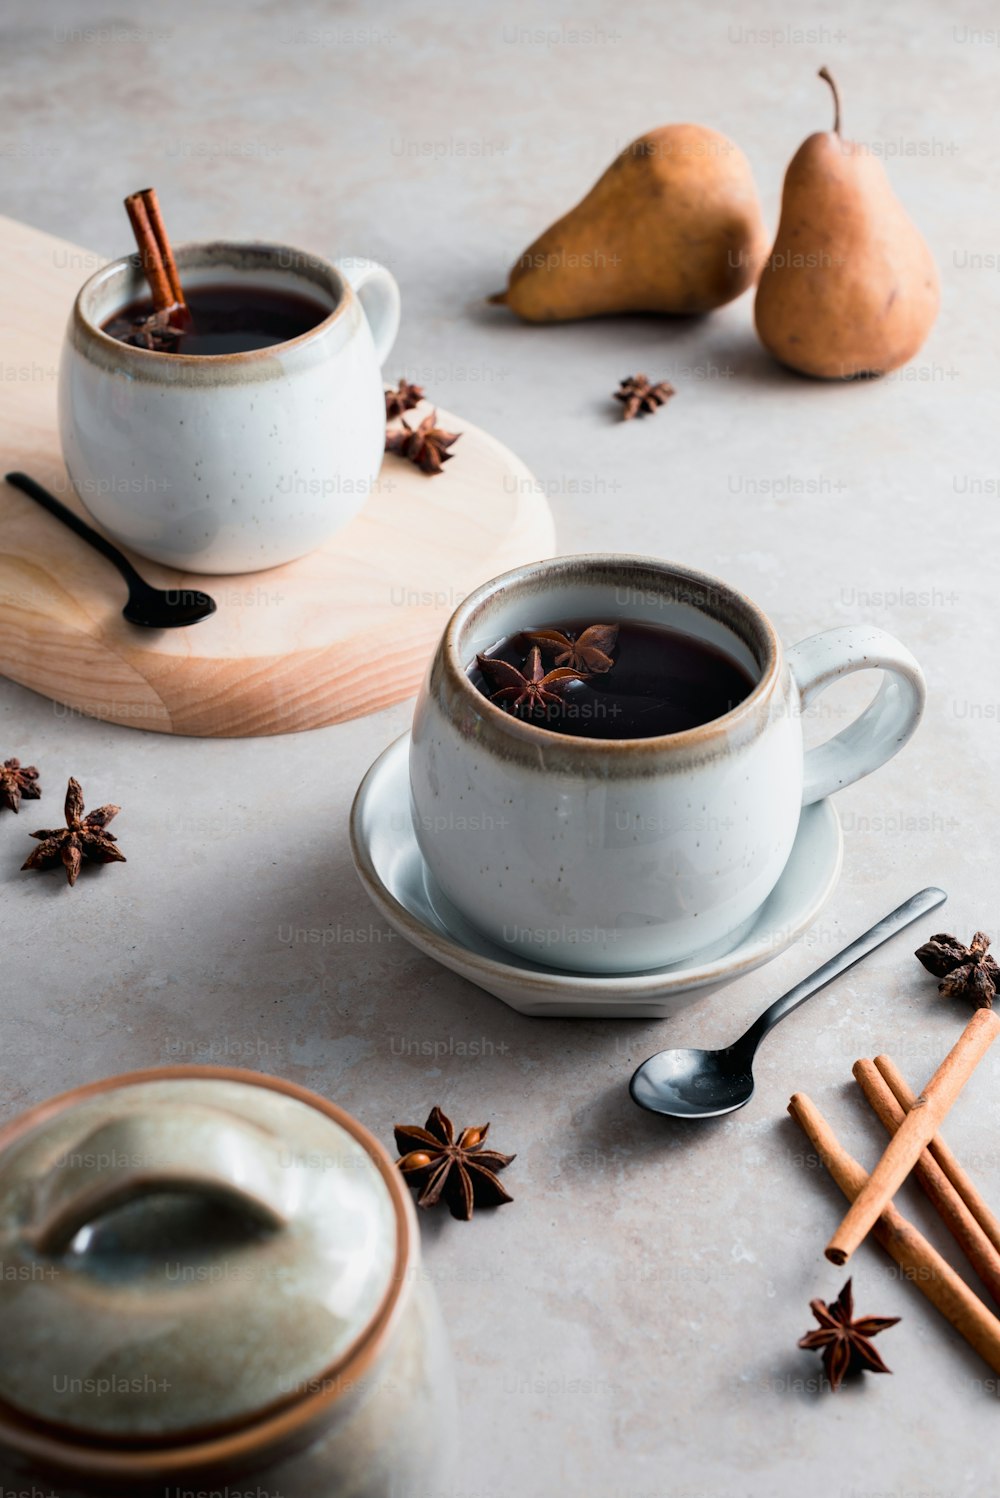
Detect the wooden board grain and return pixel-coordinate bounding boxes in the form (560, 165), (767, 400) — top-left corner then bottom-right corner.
(0, 215), (556, 736)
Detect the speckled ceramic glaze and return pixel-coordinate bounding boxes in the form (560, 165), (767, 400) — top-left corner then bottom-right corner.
(353, 731), (844, 1017)
(409, 555), (926, 975)
(59, 242), (400, 573)
(0, 1068), (456, 1497)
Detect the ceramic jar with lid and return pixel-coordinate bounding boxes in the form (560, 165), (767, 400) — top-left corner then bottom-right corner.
(0, 1066), (456, 1497)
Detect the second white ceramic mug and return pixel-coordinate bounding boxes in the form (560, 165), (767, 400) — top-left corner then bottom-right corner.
(59, 242), (400, 574)
(409, 555), (926, 975)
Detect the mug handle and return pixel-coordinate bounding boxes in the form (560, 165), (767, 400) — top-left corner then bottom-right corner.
(786, 625), (926, 806)
(335, 256), (401, 367)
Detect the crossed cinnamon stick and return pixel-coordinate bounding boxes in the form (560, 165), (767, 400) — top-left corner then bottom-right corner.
(790, 1007), (1000, 1374)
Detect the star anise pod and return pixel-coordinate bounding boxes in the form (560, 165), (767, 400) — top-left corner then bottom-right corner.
(21, 778), (126, 887)
(915, 931), (1000, 1010)
(476, 645), (586, 714)
(384, 409), (460, 475)
(120, 307), (185, 353)
(384, 377), (425, 420)
(0, 757), (41, 814)
(614, 373), (676, 420)
(526, 624), (618, 675)
(394, 1105), (515, 1221)
(798, 1279), (900, 1392)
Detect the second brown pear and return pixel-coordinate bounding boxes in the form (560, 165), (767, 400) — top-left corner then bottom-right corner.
(491, 124), (768, 320)
(755, 70), (939, 378)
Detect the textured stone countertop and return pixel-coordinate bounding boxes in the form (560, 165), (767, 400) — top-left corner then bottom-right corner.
(2, 1), (999, 1494)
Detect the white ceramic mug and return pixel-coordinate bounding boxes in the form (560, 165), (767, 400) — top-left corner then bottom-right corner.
(409, 555), (926, 975)
(59, 242), (400, 574)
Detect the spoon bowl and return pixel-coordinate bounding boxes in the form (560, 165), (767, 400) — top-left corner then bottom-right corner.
(630, 887), (947, 1120)
(629, 1043), (755, 1119)
(122, 581), (216, 629)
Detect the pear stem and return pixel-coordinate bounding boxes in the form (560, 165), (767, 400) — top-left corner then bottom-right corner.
(818, 67), (841, 135)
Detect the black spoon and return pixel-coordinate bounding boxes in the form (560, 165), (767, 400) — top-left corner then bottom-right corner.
(5, 472), (216, 628)
(629, 886), (948, 1119)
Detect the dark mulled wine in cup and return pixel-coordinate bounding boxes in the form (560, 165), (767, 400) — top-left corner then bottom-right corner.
(470, 619), (756, 739)
(102, 283), (330, 355)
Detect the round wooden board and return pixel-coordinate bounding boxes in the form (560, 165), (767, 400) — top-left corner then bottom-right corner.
(0, 216), (555, 736)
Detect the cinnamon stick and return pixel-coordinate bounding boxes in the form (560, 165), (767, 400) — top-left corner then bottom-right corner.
(137, 188), (185, 307)
(854, 1058), (1000, 1306)
(875, 1053), (1000, 1258)
(789, 1091), (1000, 1376)
(124, 187), (187, 315)
(826, 1008), (1000, 1266)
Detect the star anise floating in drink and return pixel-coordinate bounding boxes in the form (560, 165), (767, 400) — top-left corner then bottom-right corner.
(798, 1279), (900, 1392)
(394, 1105), (515, 1221)
(0, 757), (41, 814)
(476, 645), (586, 713)
(614, 373), (676, 420)
(384, 377), (425, 420)
(384, 408), (460, 475)
(21, 778), (126, 887)
(117, 307), (186, 353)
(915, 930), (1000, 1009)
(527, 624), (619, 674)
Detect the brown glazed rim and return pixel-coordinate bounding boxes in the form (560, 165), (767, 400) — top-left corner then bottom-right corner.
(0, 1065), (414, 1482)
(73, 241), (349, 368)
(444, 553), (782, 753)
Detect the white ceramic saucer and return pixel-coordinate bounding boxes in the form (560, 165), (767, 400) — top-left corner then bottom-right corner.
(350, 733), (844, 1018)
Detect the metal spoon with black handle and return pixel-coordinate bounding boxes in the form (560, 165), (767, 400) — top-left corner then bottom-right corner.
(630, 886), (948, 1119)
(5, 472), (216, 628)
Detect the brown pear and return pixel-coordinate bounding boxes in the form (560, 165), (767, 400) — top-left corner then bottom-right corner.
(755, 70), (939, 378)
(490, 124), (768, 321)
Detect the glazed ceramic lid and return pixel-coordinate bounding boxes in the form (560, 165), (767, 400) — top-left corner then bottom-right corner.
(0, 1069), (407, 1443)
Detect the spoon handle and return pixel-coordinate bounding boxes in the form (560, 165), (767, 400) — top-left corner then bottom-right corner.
(6, 472), (145, 587)
(741, 886), (948, 1053)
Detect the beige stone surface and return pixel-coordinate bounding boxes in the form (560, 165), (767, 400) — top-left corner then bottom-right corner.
(1, 1), (998, 1494)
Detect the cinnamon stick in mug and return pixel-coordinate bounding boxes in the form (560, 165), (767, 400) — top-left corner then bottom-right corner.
(124, 187), (187, 314)
(826, 1008), (1000, 1266)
